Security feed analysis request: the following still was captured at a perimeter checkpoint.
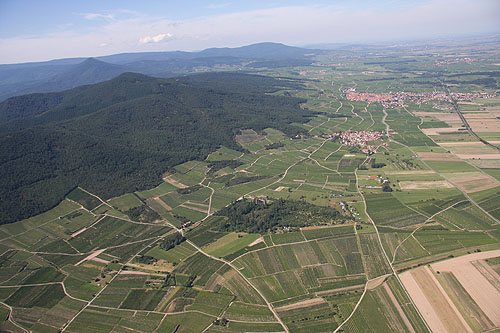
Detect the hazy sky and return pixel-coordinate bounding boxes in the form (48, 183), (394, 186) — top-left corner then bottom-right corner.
(1, 0), (499, 64)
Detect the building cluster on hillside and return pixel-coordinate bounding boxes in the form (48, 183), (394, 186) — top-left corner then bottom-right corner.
(323, 130), (386, 154)
(434, 58), (477, 66)
(344, 88), (495, 109)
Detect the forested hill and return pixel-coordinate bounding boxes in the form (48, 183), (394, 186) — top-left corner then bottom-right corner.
(0, 72), (315, 224)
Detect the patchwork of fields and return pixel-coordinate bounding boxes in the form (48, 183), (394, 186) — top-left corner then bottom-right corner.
(1, 46), (500, 332)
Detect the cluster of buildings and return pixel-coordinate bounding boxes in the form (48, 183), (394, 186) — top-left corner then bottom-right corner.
(323, 130), (387, 154)
(434, 58), (477, 66)
(314, 62), (351, 67)
(338, 202), (360, 219)
(344, 89), (393, 104)
(370, 175), (389, 184)
(181, 221), (192, 229)
(298, 69), (326, 76)
(450, 91), (496, 101)
(359, 175), (389, 189)
(344, 88), (495, 109)
(248, 195), (268, 204)
(432, 103), (454, 111)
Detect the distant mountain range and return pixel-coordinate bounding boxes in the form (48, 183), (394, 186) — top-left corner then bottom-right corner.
(0, 42), (323, 101)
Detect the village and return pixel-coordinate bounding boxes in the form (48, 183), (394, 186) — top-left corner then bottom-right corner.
(434, 57), (478, 66)
(322, 130), (387, 154)
(343, 88), (495, 108)
(298, 69), (326, 76)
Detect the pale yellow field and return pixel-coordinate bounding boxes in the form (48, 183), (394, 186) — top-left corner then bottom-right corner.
(431, 250), (500, 328)
(276, 297), (326, 312)
(384, 170), (435, 175)
(464, 110), (500, 132)
(162, 176), (188, 188)
(399, 180), (454, 190)
(468, 159), (500, 168)
(439, 142), (499, 154)
(449, 173), (500, 193)
(400, 266), (472, 333)
(274, 186), (288, 191)
(455, 153), (500, 160)
(421, 127), (465, 136)
(417, 152), (462, 161)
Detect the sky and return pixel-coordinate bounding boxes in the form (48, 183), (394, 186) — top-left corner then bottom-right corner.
(0, 0), (499, 64)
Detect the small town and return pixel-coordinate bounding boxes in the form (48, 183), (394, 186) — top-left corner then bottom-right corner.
(298, 69), (326, 76)
(344, 88), (495, 108)
(323, 130), (386, 154)
(434, 57), (478, 66)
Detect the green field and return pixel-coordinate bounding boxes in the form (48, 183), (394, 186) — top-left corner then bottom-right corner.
(365, 193), (427, 227)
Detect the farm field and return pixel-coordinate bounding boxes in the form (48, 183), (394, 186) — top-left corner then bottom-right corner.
(400, 249), (500, 332)
(1, 40), (500, 333)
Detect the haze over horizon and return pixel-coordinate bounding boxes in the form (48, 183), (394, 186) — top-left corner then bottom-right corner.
(1, 0), (499, 64)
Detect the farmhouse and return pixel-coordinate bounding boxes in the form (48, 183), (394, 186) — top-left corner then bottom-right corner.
(181, 221), (192, 229)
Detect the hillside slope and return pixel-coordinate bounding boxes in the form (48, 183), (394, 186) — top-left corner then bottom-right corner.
(0, 72), (314, 224)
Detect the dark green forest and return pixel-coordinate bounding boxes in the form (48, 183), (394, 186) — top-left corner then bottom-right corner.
(0, 72), (315, 224)
(215, 198), (344, 233)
